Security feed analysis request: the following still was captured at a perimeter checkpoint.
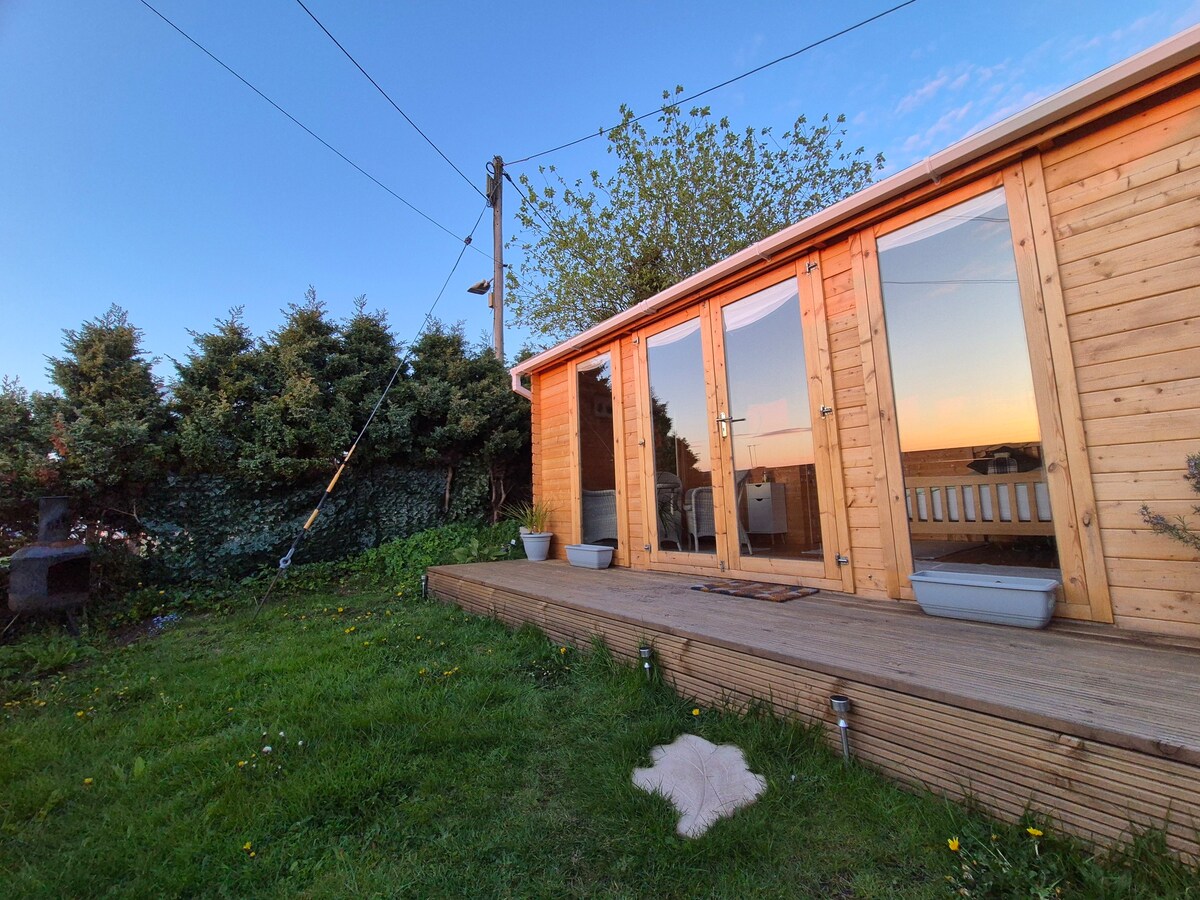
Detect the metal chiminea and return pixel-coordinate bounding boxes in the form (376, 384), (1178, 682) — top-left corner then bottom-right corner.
(8, 497), (91, 615)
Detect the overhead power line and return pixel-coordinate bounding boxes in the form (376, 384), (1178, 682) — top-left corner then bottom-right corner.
(292, 0), (487, 202)
(136, 0), (489, 257)
(507, 0), (920, 166)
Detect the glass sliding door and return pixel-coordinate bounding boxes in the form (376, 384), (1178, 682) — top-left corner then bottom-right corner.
(576, 353), (618, 548)
(876, 187), (1057, 570)
(717, 278), (824, 563)
(645, 318), (715, 555)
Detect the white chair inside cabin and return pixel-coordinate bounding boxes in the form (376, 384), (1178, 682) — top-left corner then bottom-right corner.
(684, 486), (752, 555)
(581, 489), (618, 545)
(654, 472), (684, 550)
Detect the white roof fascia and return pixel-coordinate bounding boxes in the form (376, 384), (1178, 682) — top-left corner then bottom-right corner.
(511, 23), (1200, 380)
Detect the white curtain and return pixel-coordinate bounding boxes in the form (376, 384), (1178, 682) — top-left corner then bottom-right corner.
(877, 187), (1007, 253)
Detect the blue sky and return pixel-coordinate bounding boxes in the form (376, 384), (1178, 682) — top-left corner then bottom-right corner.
(2, 0), (1198, 393)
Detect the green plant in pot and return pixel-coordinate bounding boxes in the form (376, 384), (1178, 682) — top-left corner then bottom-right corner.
(508, 502), (553, 561)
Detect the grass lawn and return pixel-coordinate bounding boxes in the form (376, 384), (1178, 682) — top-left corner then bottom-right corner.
(2, 571), (1197, 898)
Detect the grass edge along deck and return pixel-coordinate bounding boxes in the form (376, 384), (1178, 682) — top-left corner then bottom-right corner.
(429, 561), (1200, 860)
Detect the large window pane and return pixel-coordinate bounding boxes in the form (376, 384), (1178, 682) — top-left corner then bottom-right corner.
(720, 279), (823, 560)
(647, 320), (712, 554)
(578, 353), (618, 547)
(878, 188), (1057, 570)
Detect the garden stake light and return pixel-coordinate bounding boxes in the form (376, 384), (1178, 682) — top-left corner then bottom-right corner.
(639, 645), (654, 680)
(830, 695), (853, 763)
(420, 573), (428, 599)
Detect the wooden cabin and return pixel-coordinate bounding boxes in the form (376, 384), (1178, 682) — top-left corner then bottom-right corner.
(509, 26), (1200, 639)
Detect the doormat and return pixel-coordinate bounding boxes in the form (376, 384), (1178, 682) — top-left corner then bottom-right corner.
(691, 580), (818, 603)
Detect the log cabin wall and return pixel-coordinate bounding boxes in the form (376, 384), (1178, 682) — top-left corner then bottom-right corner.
(1042, 76), (1200, 637)
(822, 239), (891, 599)
(532, 366), (573, 559)
(524, 51), (1200, 633)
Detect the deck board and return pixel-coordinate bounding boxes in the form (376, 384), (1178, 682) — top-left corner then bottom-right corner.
(429, 560), (1200, 857)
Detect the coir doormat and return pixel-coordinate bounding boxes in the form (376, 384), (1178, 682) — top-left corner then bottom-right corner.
(691, 580), (818, 603)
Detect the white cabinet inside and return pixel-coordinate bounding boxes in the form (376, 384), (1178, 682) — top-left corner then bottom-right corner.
(746, 482), (787, 535)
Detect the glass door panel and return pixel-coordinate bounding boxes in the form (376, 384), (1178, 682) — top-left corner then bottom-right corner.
(646, 319), (715, 555)
(876, 187), (1058, 571)
(718, 279), (824, 562)
(576, 353), (618, 549)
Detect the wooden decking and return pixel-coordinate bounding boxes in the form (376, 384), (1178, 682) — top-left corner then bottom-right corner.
(429, 560), (1200, 858)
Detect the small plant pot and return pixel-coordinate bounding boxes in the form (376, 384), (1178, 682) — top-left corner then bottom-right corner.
(566, 544), (613, 569)
(520, 532), (552, 562)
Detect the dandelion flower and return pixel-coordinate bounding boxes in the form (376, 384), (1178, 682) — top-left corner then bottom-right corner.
(237, 760), (247, 768)
(243, 841), (252, 851)
(947, 837), (960, 852)
(75, 710), (85, 718)
(1026, 827), (1043, 838)
(337, 607), (344, 613)
(559, 647), (567, 655)
(692, 708), (700, 716)
(249, 852), (256, 858)
(83, 777), (94, 786)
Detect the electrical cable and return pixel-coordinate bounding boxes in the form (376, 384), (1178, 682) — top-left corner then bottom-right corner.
(253, 202), (490, 615)
(136, 0), (490, 258)
(293, 0), (487, 202)
(507, 0), (920, 166)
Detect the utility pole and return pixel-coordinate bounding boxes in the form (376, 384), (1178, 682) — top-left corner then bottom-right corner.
(488, 155), (504, 363)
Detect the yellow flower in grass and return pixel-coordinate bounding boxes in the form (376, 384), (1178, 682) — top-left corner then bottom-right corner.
(1026, 827), (1043, 838)
(692, 708), (700, 717)
(243, 841), (252, 851)
(947, 837), (960, 852)
(83, 777), (94, 786)
(559, 646), (567, 655)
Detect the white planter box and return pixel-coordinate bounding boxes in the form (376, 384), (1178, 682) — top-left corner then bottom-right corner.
(909, 570), (1059, 629)
(566, 543), (614, 569)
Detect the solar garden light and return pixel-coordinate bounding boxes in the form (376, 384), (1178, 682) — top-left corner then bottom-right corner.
(639, 645), (654, 680)
(420, 573), (428, 599)
(830, 695), (853, 763)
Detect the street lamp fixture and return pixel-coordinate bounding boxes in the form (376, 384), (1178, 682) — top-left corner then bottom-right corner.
(466, 279), (492, 295)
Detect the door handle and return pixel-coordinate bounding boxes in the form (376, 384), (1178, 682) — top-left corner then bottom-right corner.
(715, 413), (745, 438)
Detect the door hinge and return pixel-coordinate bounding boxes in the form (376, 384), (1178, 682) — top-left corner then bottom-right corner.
(819, 405), (834, 417)
(835, 554), (850, 566)
(805, 261), (819, 274)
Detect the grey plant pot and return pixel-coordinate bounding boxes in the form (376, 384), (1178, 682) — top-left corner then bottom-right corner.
(521, 532), (552, 562)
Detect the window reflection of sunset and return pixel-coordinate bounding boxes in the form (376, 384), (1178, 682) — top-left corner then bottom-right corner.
(878, 189), (1041, 453)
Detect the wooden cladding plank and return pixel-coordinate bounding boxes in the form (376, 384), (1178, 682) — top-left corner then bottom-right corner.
(1072, 315), (1200, 368)
(1110, 585), (1200, 625)
(1106, 558), (1200, 593)
(1100, 529), (1200, 563)
(1063, 255), (1200, 318)
(1055, 189), (1200, 265)
(1075, 346), (1200, 394)
(1048, 132), (1200, 219)
(1093, 470), (1200, 502)
(1089, 438), (1200, 474)
(1042, 95), (1200, 193)
(1059, 225), (1200, 292)
(1085, 408), (1200, 446)
(1053, 162), (1200, 241)
(1080, 374), (1200, 420)
(1067, 288), (1196, 343)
